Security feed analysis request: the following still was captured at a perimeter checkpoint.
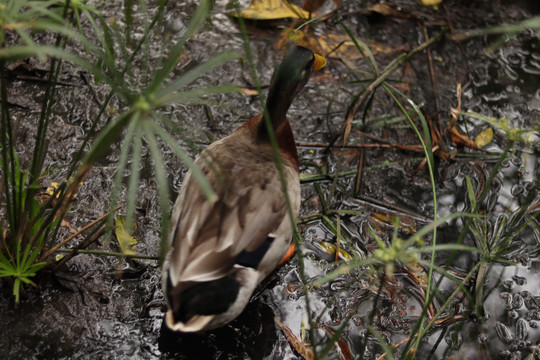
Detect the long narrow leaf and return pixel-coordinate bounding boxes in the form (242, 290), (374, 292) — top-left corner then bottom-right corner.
(156, 85), (241, 106)
(150, 122), (217, 203)
(142, 120), (172, 263)
(339, 20), (379, 75)
(0, 45), (102, 78)
(155, 51), (241, 98)
(81, 110), (135, 166)
(125, 121), (143, 234)
(146, 0), (211, 93)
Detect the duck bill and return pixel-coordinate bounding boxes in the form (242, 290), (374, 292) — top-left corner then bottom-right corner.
(313, 53), (326, 72)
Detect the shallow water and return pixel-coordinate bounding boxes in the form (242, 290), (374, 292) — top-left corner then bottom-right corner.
(1, 0), (539, 359)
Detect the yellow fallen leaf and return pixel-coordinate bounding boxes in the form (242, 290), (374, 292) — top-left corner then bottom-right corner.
(276, 28), (318, 53)
(45, 182), (60, 197)
(286, 28), (305, 43)
(240, 87), (259, 96)
(475, 127), (494, 148)
(337, 248), (352, 262)
(368, 3), (399, 16)
(317, 241), (353, 262)
(421, 0), (442, 5)
(319, 241), (337, 254)
(45, 177), (84, 198)
(115, 215), (137, 255)
(231, 0), (310, 20)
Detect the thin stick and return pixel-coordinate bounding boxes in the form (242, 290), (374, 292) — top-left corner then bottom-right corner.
(39, 205), (121, 262)
(329, 31), (445, 148)
(54, 226), (107, 269)
(54, 248), (158, 260)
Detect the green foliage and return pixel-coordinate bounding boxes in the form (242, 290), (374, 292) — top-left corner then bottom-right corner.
(0, 1), (72, 303)
(0, 0), (240, 302)
(0, 148), (62, 303)
(297, 16), (538, 359)
(465, 111), (540, 146)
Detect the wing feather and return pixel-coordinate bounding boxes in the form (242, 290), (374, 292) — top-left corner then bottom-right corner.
(166, 135), (291, 286)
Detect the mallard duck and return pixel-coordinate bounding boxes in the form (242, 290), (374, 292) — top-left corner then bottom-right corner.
(162, 46), (326, 332)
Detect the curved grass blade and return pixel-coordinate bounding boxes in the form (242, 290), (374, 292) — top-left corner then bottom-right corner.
(339, 20), (379, 76)
(155, 51), (241, 98)
(156, 85), (241, 106)
(150, 121), (217, 203)
(143, 120), (172, 263)
(147, 0), (212, 94)
(124, 122), (144, 235)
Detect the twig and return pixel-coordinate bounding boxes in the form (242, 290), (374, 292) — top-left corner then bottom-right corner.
(54, 248), (158, 260)
(39, 205), (121, 262)
(443, 4), (467, 58)
(354, 145), (365, 194)
(423, 26), (445, 156)
(376, 334), (419, 360)
(329, 31), (446, 148)
(54, 225), (107, 270)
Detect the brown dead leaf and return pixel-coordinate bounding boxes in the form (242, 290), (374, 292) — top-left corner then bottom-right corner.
(321, 325), (354, 360)
(317, 33), (394, 63)
(404, 263), (428, 288)
(302, 0), (326, 11)
(393, 83), (411, 92)
(274, 317), (314, 360)
(371, 212), (416, 234)
(61, 219), (78, 234)
(449, 125), (477, 149)
(332, 148), (358, 163)
(302, 0), (341, 20)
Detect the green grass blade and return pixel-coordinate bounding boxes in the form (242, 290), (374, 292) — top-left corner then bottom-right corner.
(155, 51), (241, 98)
(150, 122), (217, 203)
(156, 85), (241, 106)
(339, 20), (379, 75)
(81, 110), (134, 166)
(146, 0), (211, 94)
(143, 120), (172, 264)
(125, 121), (143, 234)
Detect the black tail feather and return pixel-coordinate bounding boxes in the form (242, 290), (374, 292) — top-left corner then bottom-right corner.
(167, 274), (240, 323)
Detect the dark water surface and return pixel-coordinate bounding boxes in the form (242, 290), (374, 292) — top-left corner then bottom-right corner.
(1, 0), (539, 359)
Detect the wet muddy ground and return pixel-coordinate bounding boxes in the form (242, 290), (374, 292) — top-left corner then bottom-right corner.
(1, 0), (539, 359)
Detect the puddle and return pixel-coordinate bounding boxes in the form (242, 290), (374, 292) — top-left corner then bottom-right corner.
(1, 0), (539, 359)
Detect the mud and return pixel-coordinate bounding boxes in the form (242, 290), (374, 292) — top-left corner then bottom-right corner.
(1, 0), (539, 359)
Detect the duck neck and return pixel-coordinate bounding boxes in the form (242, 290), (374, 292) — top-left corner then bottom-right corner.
(259, 84), (294, 139)
(253, 79), (299, 171)
(266, 88), (293, 129)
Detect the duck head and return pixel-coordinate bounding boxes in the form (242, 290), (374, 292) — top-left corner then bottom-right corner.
(264, 46), (326, 134)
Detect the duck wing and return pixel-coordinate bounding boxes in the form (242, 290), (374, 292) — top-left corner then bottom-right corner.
(165, 137), (291, 287)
